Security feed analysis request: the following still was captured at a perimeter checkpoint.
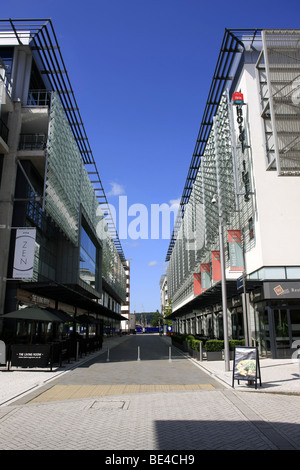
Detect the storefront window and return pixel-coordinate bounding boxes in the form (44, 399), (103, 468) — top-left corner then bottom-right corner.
(273, 309), (290, 358)
(290, 309), (300, 341)
(231, 308), (244, 340)
(254, 304), (270, 357)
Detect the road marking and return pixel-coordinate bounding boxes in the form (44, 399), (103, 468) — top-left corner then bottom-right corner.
(29, 383), (215, 402)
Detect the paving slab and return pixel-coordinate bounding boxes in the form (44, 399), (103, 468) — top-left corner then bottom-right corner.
(1, 334), (300, 451)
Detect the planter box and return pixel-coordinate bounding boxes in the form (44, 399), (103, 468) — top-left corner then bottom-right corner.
(206, 351), (222, 361)
(188, 347), (202, 361)
(192, 349), (202, 361)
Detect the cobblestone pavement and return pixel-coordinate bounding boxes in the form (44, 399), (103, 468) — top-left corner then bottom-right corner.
(1, 334), (300, 451)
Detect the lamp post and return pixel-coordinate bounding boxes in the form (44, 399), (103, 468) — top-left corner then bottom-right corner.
(213, 115), (230, 372)
(212, 195), (230, 372)
(219, 219), (230, 372)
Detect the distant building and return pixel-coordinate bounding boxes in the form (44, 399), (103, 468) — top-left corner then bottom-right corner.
(121, 260), (135, 333)
(159, 274), (168, 314)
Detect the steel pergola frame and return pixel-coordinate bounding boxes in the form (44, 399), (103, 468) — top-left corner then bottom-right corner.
(0, 18), (126, 263)
(165, 28), (262, 261)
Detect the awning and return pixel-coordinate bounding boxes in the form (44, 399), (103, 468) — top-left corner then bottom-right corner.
(76, 314), (102, 325)
(46, 308), (78, 323)
(2, 306), (61, 322)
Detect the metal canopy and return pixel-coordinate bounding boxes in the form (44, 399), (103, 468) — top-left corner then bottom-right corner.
(166, 29), (262, 261)
(19, 281), (127, 321)
(167, 279), (263, 319)
(0, 19), (126, 264)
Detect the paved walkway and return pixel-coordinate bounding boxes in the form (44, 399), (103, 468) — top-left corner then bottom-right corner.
(1, 334), (300, 450)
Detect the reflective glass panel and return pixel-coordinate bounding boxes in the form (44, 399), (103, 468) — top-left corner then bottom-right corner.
(80, 227), (96, 288)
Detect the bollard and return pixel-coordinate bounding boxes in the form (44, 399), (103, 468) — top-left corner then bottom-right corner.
(137, 346), (141, 361)
(169, 346), (172, 362)
(199, 342), (203, 361)
(76, 341), (79, 361)
(106, 347), (110, 362)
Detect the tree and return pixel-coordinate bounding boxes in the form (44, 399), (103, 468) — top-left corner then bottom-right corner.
(162, 300), (172, 326)
(151, 310), (163, 327)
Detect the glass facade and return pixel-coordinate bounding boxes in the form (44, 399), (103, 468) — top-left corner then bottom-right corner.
(44, 92), (126, 302)
(45, 92), (82, 245)
(25, 192), (58, 283)
(167, 91), (253, 310)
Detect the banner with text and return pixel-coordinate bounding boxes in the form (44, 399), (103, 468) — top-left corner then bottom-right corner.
(193, 273), (201, 295)
(13, 228), (36, 279)
(228, 230), (244, 271)
(211, 251), (221, 282)
(201, 263), (211, 291)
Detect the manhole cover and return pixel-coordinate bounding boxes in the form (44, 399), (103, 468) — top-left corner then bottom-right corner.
(89, 400), (128, 410)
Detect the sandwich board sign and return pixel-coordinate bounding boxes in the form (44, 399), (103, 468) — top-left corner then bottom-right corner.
(232, 346), (261, 389)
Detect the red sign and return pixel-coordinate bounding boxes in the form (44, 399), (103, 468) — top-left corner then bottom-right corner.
(212, 251), (221, 282)
(228, 230), (242, 243)
(193, 273), (201, 295)
(228, 230), (244, 271)
(233, 92), (244, 104)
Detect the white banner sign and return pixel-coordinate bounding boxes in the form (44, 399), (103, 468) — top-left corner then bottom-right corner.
(13, 228), (36, 279)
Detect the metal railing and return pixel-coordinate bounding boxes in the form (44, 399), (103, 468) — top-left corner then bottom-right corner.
(18, 133), (47, 150)
(27, 89), (51, 107)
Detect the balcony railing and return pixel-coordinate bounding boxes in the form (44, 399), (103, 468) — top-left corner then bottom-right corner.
(18, 133), (47, 150)
(27, 90), (51, 107)
(0, 119), (9, 143)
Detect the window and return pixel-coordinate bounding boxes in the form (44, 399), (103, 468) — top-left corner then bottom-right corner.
(248, 217), (254, 240)
(0, 155), (3, 188)
(79, 226), (97, 288)
(0, 47), (14, 80)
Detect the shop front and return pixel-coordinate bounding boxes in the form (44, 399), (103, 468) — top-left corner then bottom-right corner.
(251, 281), (300, 359)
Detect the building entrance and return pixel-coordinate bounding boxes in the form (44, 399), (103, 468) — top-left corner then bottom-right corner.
(258, 305), (300, 358)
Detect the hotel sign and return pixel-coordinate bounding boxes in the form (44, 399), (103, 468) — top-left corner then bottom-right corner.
(232, 92), (244, 104)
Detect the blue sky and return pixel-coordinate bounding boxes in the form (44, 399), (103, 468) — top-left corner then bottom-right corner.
(2, 0), (300, 313)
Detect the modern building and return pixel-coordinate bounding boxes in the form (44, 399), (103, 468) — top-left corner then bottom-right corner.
(165, 29), (300, 359)
(0, 19), (128, 344)
(159, 274), (168, 314)
(121, 260), (135, 333)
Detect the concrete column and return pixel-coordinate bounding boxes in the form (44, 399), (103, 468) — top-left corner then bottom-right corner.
(0, 100), (22, 316)
(12, 49), (31, 104)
